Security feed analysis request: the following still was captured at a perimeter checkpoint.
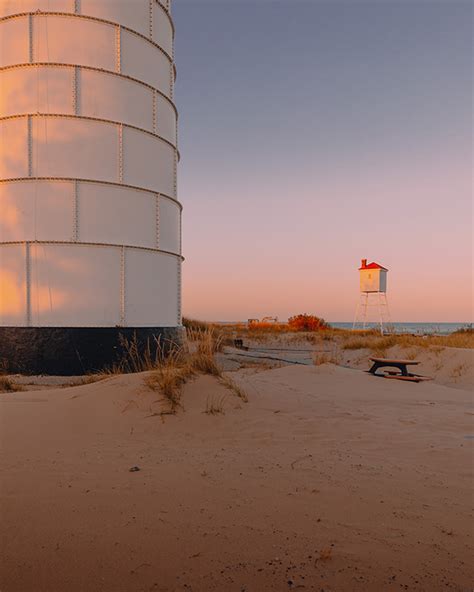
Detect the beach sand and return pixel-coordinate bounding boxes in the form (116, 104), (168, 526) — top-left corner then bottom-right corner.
(1, 362), (472, 591)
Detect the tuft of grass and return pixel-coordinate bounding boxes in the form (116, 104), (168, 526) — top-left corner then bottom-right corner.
(219, 375), (248, 403)
(146, 349), (194, 414)
(204, 393), (227, 415)
(188, 328), (223, 375)
(0, 377), (23, 392)
(146, 330), (234, 415)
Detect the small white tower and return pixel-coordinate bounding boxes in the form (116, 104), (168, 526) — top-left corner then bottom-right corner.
(353, 259), (392, 334)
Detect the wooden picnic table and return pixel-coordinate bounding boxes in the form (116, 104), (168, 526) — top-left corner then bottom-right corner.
(368, 357), (420, 377)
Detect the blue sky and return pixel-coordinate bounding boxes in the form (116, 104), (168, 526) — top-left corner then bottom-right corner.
(173, 1), (472, 322)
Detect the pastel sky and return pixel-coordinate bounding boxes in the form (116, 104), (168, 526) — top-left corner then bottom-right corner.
(173, 0), (472, 323)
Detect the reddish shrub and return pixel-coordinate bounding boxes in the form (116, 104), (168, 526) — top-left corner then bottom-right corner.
(288, 314), (329, 332)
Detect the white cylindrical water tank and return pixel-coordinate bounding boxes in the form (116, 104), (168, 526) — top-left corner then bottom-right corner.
(0, 0), (183, 373)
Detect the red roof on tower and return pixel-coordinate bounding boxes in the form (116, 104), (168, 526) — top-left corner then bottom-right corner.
(359, 259), (388, 271)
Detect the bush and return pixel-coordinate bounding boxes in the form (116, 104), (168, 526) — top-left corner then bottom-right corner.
(288, 314), (329, 332)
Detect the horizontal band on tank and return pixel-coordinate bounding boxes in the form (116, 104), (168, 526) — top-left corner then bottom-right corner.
(0, 63), (178, 119)
(0, 11), (175, 67)
(0, 178), (183, 211)
(0, 113), (180, 157)
(0, 326), (185, 375)
(1, 243), (182, 328)
(0, 240), (184, 261)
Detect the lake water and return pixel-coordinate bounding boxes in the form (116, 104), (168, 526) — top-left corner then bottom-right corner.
(330, 322), (471, 335)
(217, 321), (471, 335)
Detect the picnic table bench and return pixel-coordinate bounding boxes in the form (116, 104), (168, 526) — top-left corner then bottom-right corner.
(368, 357), (420, 377)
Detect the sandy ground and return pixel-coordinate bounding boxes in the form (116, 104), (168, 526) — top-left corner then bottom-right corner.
(1, 362), (473, 591)
(221, 340), (473, 391)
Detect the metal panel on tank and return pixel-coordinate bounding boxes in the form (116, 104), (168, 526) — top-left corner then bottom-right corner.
(0, 244), (27, 326)
(0, 67), (74, 118)
(123, 127), (175, 196)
(33, 15), (117, 71)
(155, 92), (177, 145)
(120, 29), (172, 96)
(31, 117), (118, 182)
(0, 16), (29, 66)
(79, 0), (150, 38)
(125, 249), (179, 327)
(0, 0), (72, 17)
(0, 118), (29, 179)
(29, 244), (122, 327)
(159, 197), (180, 254)
(0, 180), (74, 242)
(79, 69), (154, 132)
(78, 183), (157, 249)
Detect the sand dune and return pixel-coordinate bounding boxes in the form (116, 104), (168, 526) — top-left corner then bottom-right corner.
(0, 365), (472, 591)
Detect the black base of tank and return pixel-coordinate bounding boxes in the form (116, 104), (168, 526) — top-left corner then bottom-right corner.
(0, 326), (186, 376)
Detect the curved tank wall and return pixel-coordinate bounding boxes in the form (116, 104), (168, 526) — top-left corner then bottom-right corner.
(0, 0), (183, 373)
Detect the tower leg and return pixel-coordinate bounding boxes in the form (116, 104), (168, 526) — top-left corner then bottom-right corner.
(362, 292), (369, 329)
(352, 297), (361, 331)
(378, 292), (384, 335)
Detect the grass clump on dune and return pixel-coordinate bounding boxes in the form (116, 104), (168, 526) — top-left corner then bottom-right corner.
(187, 327), (224, 375)
(146, 355), (194, 414)
(0, 377), (22, 393)
(219, 374), (248, 403)
(204, 393), (227, 415)
(146, 328), (248, 414)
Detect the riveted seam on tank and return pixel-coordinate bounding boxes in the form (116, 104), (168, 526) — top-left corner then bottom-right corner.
(72, 180), (79, 242)
(152, 90), (157, 135)
(0, 240), (185, 260)
(120, 246), (126, 326)
(179, 207), (182, 256)
(25, 242), (31, 327)
(0, 64), (178, 118)
(72, 66), (80, 115)
(155, 194), (161, 249)
(28, 14), (34, 63)
(149, 0), (153, 39)
(118, 124), (124, 184)
(26, 115), (33, 177)
(115, 25), (122, 74)
(0, 178), (183, 211)
(177, 258), (182, 325)
(0, 12), (175, 63)
(173, 148), (178, 199)
(0, 113), (180, 155)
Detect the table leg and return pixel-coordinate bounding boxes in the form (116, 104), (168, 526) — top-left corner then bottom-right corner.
(369, 362), (380, 374)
